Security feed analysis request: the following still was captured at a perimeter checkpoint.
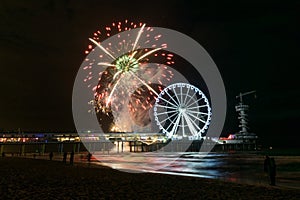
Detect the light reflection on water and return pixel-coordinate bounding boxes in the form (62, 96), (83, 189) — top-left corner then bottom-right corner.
(95, 152), (231, 179)
(93, 152), (300, 189)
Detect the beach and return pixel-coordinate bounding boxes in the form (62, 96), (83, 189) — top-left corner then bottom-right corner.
(0, 157), (299, 199)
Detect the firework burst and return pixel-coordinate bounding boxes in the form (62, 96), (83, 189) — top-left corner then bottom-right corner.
(83, 20), (175, 132)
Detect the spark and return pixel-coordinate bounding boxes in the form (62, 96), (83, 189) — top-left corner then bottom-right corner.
(97, 62), (116, 67)
(136, 48), (161, 62)
(89, 38), (116, 60)
(129, 71), (159, 96)
(132, 23), (145, 53)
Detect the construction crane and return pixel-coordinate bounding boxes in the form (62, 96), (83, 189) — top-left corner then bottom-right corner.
(236, 90), (256, 104)
(235, 90), (256, 135)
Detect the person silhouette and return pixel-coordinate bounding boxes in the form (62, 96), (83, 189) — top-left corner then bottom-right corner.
(269, 158), (276, 186)
(49, 152), (53, 161)
(264, 155), (270, 174)
(87, 153), (92, 165)
(63, 152), (67, 164)
(70, 151), (74, 165)
(264, 155), (271, 184)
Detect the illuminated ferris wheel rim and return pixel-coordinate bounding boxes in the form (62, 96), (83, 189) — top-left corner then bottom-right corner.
(153, 82), (211, 139)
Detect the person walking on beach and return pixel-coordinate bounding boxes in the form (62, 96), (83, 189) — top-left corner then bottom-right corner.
(264, 155), (271, 184)
(63, 152), (67, 164)
(87, 153), (92, 165)
(70, 151), (74, 165)
(49, 152), (53, 161)
(264, 155), (270, 174)
(264, 156), (276, 186)
(269, 158), (276, 186)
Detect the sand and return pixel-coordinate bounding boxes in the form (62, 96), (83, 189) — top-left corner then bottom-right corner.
(0, 157), (299, 199)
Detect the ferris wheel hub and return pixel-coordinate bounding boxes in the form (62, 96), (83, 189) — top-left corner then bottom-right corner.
(178, 106), (187, 113)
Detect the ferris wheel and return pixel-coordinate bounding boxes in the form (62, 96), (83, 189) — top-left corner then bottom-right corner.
(153, 83), (211, 139)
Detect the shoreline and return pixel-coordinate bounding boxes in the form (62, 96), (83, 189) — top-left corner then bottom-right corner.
(2, 151), (300, 190)
(0, 157), (299, 199)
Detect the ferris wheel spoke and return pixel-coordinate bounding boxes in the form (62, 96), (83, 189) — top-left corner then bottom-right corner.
(186, 111), (207, 124)
(182, 113), (199, 136)
(164, 113), (180, 133)
(170, 113), (181, 135)
(186, 97), (204, 108)
(181, 114), (186, 136)
(186, 105), (208, 110)
(184, 91), (197, 108)
(158, 96), (179, 108)
(155, 104), (178, 110)
(180, 86), (183, 104)
(183, 86), (190, 105)
(155, 110), (177, 116)
(172, 86), (181, 105)
(186, 110), (209, 115)
(165, 90), (180, 107)
(184, 112), (202, 133)
(159, 111), (179, 124)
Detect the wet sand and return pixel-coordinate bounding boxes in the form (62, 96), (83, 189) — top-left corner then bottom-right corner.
(0, 157), (299, 199)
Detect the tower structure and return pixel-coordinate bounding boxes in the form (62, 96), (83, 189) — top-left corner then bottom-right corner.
(234, 90), (258, 150)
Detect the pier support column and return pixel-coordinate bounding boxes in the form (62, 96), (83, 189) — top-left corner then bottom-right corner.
(41, 144), (45, 155)
(21, 144), (25, 155)
(61, 143), (64, 154)
(77, 143), (80, 153)
(117, 141), (119, 153)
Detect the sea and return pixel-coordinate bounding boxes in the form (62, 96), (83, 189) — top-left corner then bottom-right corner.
(93, 151), (300, 190)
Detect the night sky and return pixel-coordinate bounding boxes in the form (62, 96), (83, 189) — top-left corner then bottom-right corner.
(0, 1), (299, 148)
